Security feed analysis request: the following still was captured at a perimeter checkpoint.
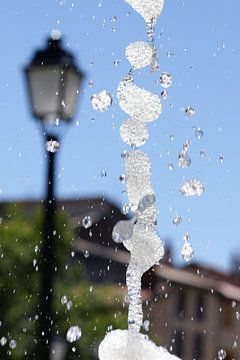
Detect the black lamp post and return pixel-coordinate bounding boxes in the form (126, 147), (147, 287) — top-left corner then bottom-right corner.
(24, 31), (84, 359)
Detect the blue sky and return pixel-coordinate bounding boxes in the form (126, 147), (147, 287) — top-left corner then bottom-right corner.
(0, 0), (240, 271)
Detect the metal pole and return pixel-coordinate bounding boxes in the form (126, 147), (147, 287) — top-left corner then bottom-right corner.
(37, 135), (58, 359)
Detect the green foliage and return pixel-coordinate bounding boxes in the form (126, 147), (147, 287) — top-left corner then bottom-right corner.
(0, 204), (127, 359)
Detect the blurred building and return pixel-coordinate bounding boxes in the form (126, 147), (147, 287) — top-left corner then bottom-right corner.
(1, 198), (240, 360)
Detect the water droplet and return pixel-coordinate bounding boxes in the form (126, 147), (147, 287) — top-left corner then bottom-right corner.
(184, 106), (195, 117)
(178, 151), (191, 168)
(194, 127), (203, 139)
(218, 349), (227, 360)
(0, 337), (7, 346)
(200, 149), (205, 157)
(161, 90), (168, 100)
(91, 90), (112, 112)
(180, 179), (204, 197)
(168, 163), (174, 171)
(120, 118), (149, 147)
(61, 295), (68, 305)
(143, 320), (150, 331)
(173, 216), (182, 226)
(82, 215), (92, 229)
(137, 194), (156, 214)
(236, 311), (240, 320)
(88, 80), (94, 87)
(117, 78), (162, 122)
(183, 139), (191, 151)
(66, 300), (73, 310)
(159, 72), (172, 88)
(121, 204), (130, 215)
(167, 51), (176, 58)
(84, 250), (89, 258)
(112, 220), (133, 243)
(125, 41), (153, 69)
(46, 139), (60, 153)
(218, 155), (224, 163)
(100, 170), (107, 178)
(114, 59), (121, 67)
(9, 340), (17, 349)
(119, 174), (127, 183)
(181, 234), (194, 262)
(66, 326), (82, 343)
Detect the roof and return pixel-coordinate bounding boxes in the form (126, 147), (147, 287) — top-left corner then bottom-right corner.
(74, 237), (240, 301)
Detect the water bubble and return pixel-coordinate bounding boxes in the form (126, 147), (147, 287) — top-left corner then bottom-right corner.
(159, 72), (172, 88)
(112, 220), (133, 243)
(161, 90), (168, 100)
(66, 326), (82, 343)
(184, 106), (195, 117)
(218, 349), (226, 360)
(46, 139), (60, 153)
(0, 337), (7, 346)
(120, 118), (149, 147)
(91, 90), (112, 112)
(180, 179), (204, 197)
(9, 340), (17, 349)
(194, 127), (203, 139)
(178, 151), (191, 168)
(82, 216), (92, 229)
(172, 216), (182, 226)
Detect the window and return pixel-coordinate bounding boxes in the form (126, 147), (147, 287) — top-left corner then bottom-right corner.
(196, 293), (205, 320)
(177, 290), (186, 318)
(172, 329), (185, 358)
(193, 333), (203, 360)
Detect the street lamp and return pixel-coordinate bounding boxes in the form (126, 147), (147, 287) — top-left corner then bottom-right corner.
(24, 31), (84, 359)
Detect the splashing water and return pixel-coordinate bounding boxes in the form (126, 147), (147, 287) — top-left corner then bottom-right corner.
(181, 233), (194, 262)
(98, 329), (180, 360)
(218, 349), (227, 360)
(124, 0), (165, 22)
(117, 78), (162, 122)
(160, 72), (172, 88)
(178, 151), (191, 168)
(46, 139), (60, 153)
(91, 90), (112, 112)
(66, 326), (82, 343)
(125, 41), (153, 69)
(180, 179), (204, 197)
(82, 215), (92, 229)
(98, 0), (183, 359)
(120, 118), (149, 147)
(184, 106), (195, 117)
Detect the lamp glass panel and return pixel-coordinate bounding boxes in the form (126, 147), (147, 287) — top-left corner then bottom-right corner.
(28, 66), (61, 119)
(62, 68), (81, 119)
